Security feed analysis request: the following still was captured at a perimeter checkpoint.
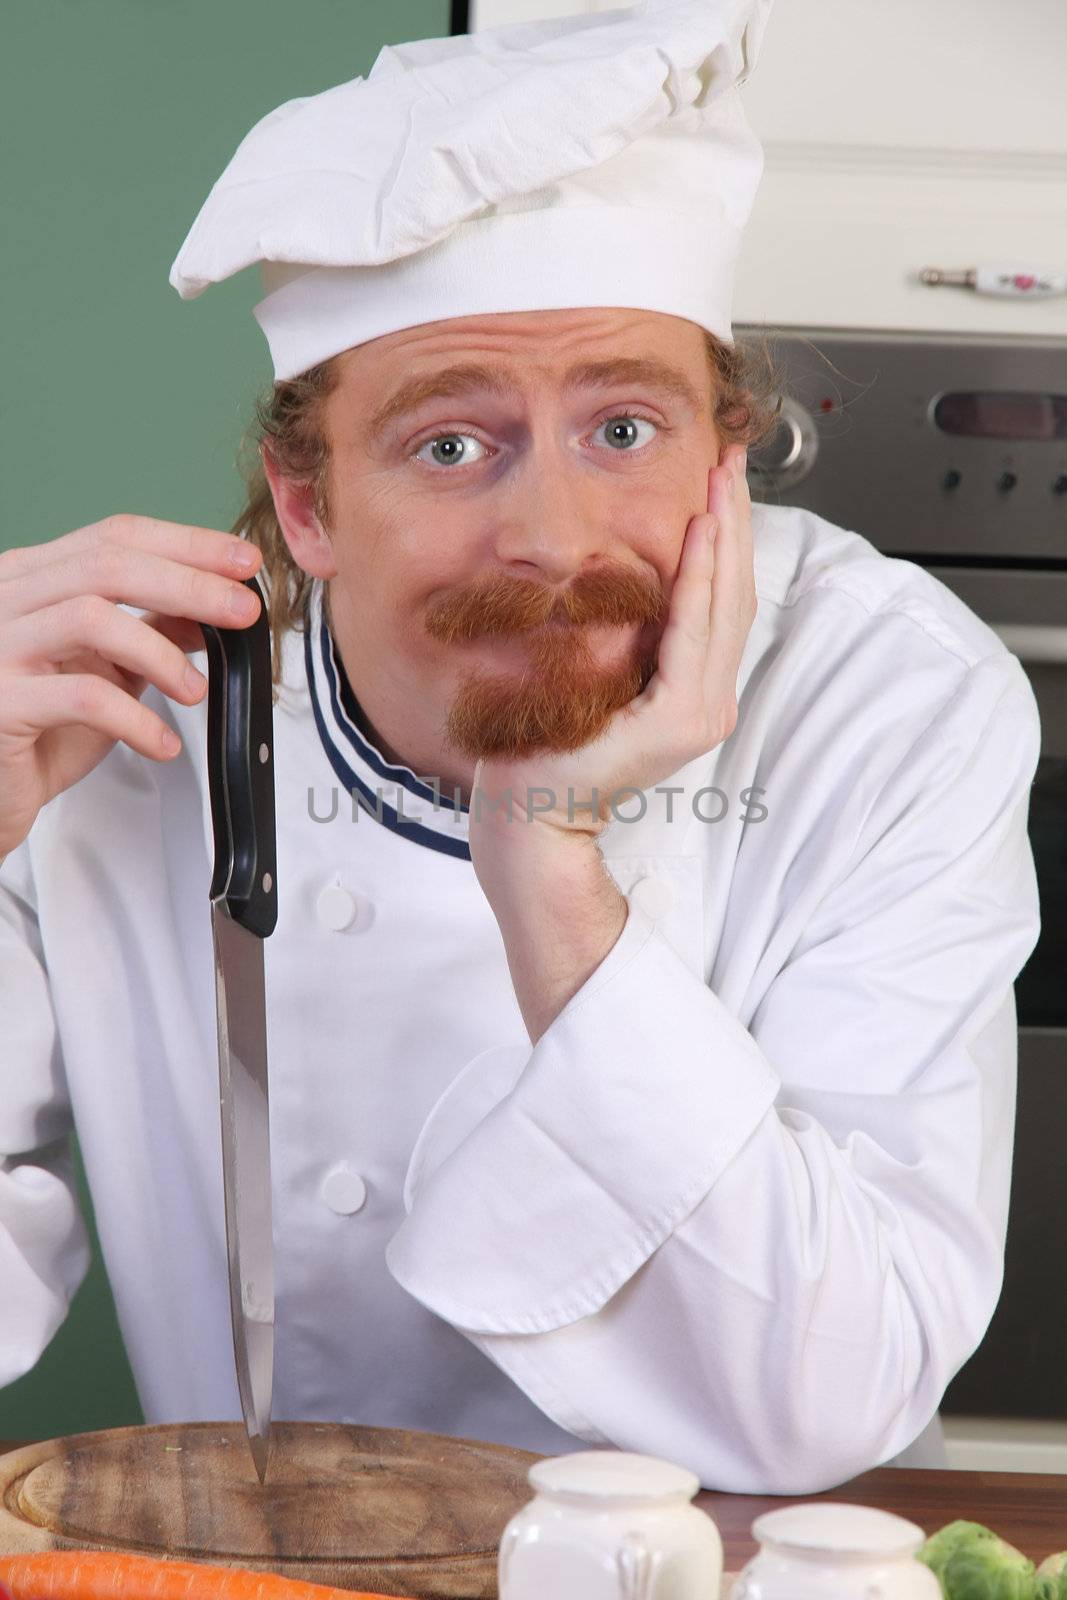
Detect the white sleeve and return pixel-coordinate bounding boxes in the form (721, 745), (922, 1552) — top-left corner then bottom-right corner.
(0, 843), (92, 1386)
(386, 652), (1042, 1492)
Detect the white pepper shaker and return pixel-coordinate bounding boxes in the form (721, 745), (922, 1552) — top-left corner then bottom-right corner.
(498, 1449), (723, 1600)
(733, 1503), (943, 1600)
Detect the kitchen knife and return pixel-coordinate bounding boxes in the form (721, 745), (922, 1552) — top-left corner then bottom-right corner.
(201, 571), (278, 1486)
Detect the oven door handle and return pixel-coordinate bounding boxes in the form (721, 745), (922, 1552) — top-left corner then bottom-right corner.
(989, 623), (1067, 665)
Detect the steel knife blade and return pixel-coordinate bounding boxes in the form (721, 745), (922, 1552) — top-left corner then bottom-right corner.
(202, 571), (278, 1486)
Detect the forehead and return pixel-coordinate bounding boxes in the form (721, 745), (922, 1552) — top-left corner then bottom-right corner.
(332, 308), (712, 436)
(344, 306), (704, 375)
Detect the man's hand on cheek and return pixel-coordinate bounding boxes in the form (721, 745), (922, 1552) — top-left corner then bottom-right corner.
(468, 444), (757, 852)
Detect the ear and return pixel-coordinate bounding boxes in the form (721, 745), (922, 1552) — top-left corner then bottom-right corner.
(261, 442), (338, 579)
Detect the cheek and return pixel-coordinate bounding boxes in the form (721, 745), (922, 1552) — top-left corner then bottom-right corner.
(644, 464), (710, 553)
(619, 503), (687, 580)
(329, 473), (454, 587)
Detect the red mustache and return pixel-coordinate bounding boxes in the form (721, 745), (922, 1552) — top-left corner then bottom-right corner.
(424, 563), (666, 644)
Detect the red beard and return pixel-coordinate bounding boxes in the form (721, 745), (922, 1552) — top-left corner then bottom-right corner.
(423, 563), (666, 760)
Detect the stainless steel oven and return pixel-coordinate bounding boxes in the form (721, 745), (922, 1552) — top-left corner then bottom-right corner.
(737, 324), (1067, 1418)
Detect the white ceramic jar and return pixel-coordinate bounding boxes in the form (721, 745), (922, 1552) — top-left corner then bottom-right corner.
(733, 1503), (943, 1600)
(497, 1449), (723, 1600)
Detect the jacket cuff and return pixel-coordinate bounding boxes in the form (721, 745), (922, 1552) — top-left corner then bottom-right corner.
(385, 897), (780, 1334)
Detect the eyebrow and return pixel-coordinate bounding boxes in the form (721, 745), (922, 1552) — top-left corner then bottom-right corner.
(368, 356), (706, 442)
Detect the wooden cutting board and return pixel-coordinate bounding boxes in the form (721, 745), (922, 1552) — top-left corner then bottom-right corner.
(0, 1420), (545, 1598)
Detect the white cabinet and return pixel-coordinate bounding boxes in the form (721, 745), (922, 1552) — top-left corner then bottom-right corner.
(468, 0), (1067, 337)
(736, 0), (1066, 157)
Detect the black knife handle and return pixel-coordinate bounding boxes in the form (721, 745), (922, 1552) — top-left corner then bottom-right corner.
(202, 573), (278, 939)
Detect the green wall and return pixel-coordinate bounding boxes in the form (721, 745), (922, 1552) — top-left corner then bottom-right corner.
(0, 0), (451, 1443)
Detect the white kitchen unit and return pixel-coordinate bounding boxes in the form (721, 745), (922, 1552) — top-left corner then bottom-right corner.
(470, 0), (1067, 340)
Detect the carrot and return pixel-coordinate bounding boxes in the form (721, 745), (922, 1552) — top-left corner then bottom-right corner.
(0, 1550), (418, 1600)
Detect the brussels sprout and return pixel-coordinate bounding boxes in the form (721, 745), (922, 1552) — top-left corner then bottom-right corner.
(919, 1522), (1036, 1600)
(1036, 1553), (1067, 1600)
(939, 1550), (1037, 1600)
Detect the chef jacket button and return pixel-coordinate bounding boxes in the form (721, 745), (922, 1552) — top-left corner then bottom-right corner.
(320, 1164), (368, 1215)
(316, 883), (368, 932)
(630, 874), (676, 921)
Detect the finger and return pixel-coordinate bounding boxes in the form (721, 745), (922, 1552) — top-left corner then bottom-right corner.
(650, 458), (734, 697)
(3, 671), (186, 763)
(701, 452), (757, 701)
(0, 539), (262, 634)
(731, 450), (754, 567)
(3, 598), (209, 708)
(141, 612), (207, 656)
(0, 515), (260, 586)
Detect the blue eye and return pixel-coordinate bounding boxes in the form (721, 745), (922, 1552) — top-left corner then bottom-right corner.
(595, 415), (658, 451)
(414, 433), (487, 468)
(412, 413), (660, 469)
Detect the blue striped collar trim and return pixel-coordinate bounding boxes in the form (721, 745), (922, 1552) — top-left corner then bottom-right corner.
(304, 579), (472, 860)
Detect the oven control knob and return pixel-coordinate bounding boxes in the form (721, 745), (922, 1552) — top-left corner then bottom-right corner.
(997, 471), (1018, 492)
(747, 395), (818, 493)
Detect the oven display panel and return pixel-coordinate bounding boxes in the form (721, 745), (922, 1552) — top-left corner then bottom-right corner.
(933, 391), (1067, 441)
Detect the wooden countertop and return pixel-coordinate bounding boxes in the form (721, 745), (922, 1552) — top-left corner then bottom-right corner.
(694, 1466), (1067, 1566)
(3, 1441), (1066, 1569)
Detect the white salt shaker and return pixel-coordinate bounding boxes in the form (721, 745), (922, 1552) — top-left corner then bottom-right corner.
(733, 1503), (943, 1600)
(497, 1449), (723, 1600)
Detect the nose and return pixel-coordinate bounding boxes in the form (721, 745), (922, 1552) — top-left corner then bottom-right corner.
(490, 447), (613, 585)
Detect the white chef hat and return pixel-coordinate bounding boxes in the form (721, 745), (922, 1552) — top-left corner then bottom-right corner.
(169, 0), (773, 383)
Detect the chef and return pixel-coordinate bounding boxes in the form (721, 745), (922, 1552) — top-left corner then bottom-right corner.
(0, 0), (1042, 1493)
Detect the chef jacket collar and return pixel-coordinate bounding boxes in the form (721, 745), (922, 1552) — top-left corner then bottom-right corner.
(304, 573), (727, 862)
(305, 577), (473, 861)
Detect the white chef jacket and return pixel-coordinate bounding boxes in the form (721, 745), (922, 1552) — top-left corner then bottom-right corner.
(0, 501), (1042, 1493)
